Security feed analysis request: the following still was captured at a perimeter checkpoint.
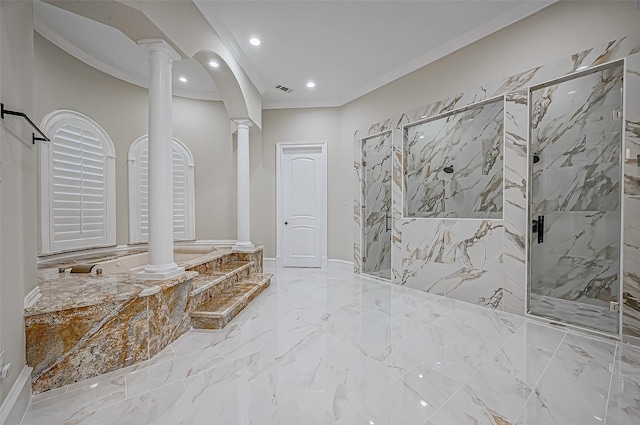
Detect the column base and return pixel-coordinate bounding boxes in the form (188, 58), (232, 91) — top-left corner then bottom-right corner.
(233, 241), (256, 252)
(136, 263), (185, 280)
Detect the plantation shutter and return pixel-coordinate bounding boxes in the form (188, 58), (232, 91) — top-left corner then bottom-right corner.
(137, 143), (189, 241)
(50, 124), (108, 251)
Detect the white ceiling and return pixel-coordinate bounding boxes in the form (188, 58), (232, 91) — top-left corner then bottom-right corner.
(34, 0), (555, 109)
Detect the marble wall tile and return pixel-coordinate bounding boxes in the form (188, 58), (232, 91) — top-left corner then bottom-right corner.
(624, 52), (640, 338)
(354, 35), (640, 328)
(391, 128), (404, 283)
(362, 132), (392, 277)
(623, 197), (640, 337)
(353, 131), (363, 273)
(404, 99), (504, 218)
(503, 91), (528, 313)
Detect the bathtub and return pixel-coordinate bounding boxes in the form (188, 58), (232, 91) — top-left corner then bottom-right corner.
(96, 246), (214, 274)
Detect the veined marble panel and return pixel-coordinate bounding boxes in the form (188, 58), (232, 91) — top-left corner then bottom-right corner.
(529, 63), (623, 328)
(391, 127), (405, 283)
(623, 53), (640, 339)
(354, 35), (640, 325)
(503, 91), (528, 314)
(353, 130), (363, 273)
(362, 133), (392, 279)
(404, 99), (504, 218)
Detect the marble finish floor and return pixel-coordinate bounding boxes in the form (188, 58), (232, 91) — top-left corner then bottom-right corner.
(20, 266), (640, 425)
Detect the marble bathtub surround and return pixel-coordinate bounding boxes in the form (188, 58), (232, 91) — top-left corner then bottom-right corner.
(362, 132), (392, 280)
(403, 96), (504, 219)
(26, 246), (267, 393)
(18, 267), (640, 425)
(355, 34), (640, 338)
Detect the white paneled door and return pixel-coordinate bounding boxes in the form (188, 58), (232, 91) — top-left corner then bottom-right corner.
(278, 143), (327, 268)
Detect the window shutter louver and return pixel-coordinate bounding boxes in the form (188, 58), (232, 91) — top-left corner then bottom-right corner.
(50, 124), (107, 250)
(132, 138), (193, 243)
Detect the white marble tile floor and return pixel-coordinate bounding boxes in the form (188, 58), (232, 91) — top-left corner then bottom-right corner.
(19, 266), (640, 425)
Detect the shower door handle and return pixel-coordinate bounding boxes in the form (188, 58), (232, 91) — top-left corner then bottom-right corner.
(385, 213), (391, 232)
(532, 215), (544, 244)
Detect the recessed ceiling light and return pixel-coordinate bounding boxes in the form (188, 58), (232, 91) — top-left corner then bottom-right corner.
(249, 37), (261, 47)
(208, 60), (219, 68)
(306, 81), (316, 88)
(577, 65), (589, 71)
(179, 76), (187, 83)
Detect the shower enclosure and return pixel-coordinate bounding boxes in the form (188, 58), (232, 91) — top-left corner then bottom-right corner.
(528, 62), (624, 334)
(361, 132), (392, 280)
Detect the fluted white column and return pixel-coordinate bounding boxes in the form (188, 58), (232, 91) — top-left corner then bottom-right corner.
(138, 39), (184, 280)
(233, 119), (255, 251)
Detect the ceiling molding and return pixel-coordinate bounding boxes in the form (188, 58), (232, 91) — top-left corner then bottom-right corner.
(336, 0), (557, 107)
(193, 0), (268, 94)
(34, 15), (223, 102)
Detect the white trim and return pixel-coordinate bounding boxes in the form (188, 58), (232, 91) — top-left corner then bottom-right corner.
(24, 286), (41, 309)
(128, 135), (195, 244)
(327, 259), (354, 272)
(276, 141), (328, 268)
(0, 366), (32, 425)
(37, 240), (237, 265)
(262, 1), (556, 109)
(39, 110), (116, 255)
(33, 17), (222, 102)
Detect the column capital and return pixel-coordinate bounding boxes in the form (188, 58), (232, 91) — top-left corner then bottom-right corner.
(232, 119), (253, 130)
(137, 39), (181, 61)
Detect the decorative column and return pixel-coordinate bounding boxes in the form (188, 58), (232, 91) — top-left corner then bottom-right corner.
(137, 39), (184, 280)
(233, 119), (255, 251)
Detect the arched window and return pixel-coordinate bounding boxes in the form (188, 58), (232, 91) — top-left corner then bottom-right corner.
(128, 135), (195, 243)
(39, 110), (116, 254)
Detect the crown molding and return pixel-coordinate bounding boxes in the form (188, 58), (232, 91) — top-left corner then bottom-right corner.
(34, 15), (223, 102)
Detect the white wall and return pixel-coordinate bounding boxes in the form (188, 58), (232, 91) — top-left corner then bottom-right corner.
(0, 0), (36, 408)
(33, 34), (237, 247)
(252, 108), (341, 258)
(29, 0), (640, 265)
(333, 0), (640, 261)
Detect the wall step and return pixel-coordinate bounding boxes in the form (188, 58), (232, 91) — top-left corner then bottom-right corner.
(190, 273), (271, 330)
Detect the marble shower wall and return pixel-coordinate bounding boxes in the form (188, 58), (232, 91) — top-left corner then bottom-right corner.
(529, 64), (623, 312)
(354, 36), (640, 338)
(623, 53), (640, 341)
(404, 98), (504, 219)
(360, 133), (392, 277)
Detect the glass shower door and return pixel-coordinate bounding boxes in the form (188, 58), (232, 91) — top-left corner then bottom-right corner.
(528, 63), (623, 334)
(362, 133), (392, 280)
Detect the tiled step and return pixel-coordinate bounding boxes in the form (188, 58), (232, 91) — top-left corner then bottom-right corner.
(190, 273), (271, 330)
(189, 260), (254, 297)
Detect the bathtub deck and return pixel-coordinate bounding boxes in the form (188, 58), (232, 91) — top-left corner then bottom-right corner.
(27, 245), (268, 394)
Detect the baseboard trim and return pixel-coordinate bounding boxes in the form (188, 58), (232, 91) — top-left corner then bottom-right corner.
(24, 286), (41, 309)
(327, 259), (355, 271)
(265, 257), (353, 271)
(0, 366), (32, 425)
